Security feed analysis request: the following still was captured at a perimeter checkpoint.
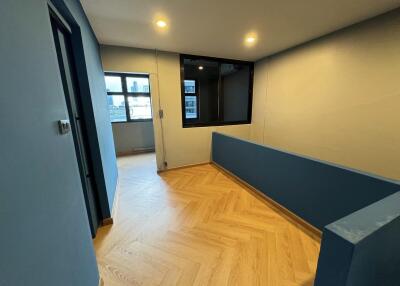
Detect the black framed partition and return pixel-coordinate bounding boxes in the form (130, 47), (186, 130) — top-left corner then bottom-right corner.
(180, 54), (254, 128)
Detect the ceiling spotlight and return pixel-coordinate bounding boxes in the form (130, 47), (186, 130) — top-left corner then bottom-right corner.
(198, 66), (204, 70)
(156, 20), (167, 28)
(244, 33), (258, 46)
(246, 37), (256, 43)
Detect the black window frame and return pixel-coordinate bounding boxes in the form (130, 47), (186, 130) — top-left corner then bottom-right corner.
(180, 54), (254, 128)
(105, 72), (152, 123)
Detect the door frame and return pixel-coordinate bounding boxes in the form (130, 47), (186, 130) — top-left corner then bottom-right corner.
(48, 1), (112, 235)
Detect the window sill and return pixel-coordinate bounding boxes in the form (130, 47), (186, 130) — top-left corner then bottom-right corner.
(112, 119), (153, 124)
(182, 120), (251, 128)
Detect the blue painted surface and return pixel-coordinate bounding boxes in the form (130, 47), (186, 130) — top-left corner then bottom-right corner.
(211, 132), (400, 230)
(0, 0), (117, 285)
(57, 0), (118, 217)
(315, 192), (400, 286)
(314, 229), (354, 286)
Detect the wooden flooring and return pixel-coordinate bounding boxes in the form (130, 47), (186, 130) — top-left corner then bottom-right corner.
(94, 153), (321, 286)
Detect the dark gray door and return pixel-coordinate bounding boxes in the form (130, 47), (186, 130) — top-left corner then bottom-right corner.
(50, 12), (100, 237)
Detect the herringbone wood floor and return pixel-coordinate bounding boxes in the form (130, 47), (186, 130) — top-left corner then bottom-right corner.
(94, 153), (321, 286)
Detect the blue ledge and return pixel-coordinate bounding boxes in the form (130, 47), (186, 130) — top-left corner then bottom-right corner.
(315, 192), (400, 286)
(211, 132), (399, 230)
(211, 132), (400, 286)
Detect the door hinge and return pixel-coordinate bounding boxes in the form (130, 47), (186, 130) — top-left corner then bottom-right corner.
(159, 109), (164, 119)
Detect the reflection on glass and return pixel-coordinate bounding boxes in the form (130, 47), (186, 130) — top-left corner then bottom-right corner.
(185, 96), (197, 119)
(126, 77), (150, 93)
(220, 63), (250, 122)
(107, 95), (127, 122)
(105, 76), (122, 92)
(184, 80), (196, 93)
(127, 96), (152, 120)
(180, 56), (252, 127)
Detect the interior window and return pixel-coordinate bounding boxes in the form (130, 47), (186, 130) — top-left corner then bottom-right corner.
(180, 55), (253, 127)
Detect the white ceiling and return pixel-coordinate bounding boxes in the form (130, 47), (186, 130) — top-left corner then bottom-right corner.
(81, 0), (400, 61)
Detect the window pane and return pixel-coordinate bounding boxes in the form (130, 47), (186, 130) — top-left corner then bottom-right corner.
(184, 80), (196, 93)
(105, 76), (123, 92)
(126, 77), (150, 93)
(183, 58), (220, 123)
(127, 96), (152, 120)
(107, 95), (127, 122)
(181, 56), (253, 127)
(220, 63), (250, 122)
(185, 96), (197, 119)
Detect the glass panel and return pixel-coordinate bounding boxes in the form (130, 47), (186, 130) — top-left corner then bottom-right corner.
(185, 96), (197, 119)
(127, 96), (152, 120)
(126, 77), (150, 93)
(183, 58), (220, 124)
(181, 56), (252, 127)
(107, 95), (127, 122)
(220, 63), (250, 122)
(184, 80), (196, 93)
(105, 76), (123, 92)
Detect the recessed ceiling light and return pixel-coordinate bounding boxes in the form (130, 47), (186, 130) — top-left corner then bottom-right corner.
(244, 33), (258, 46)
(246, 37), (256, 43)
(156, 20), (167, 28)
(198, 66), (204, 70)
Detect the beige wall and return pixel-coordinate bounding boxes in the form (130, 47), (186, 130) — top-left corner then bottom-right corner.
(112, 122), (155, 156)
(101, 45), (250, 169)
(251, 10), (400, 180)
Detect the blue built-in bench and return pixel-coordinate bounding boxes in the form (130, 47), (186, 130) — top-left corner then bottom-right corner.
(211, 132), (400, 286)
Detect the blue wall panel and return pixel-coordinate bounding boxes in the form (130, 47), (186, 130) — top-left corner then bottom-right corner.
(0, 0), (117, 285)
(212, 132), (400, 230)
(58, 0), (118, 217)
(315, 192), (400, 286)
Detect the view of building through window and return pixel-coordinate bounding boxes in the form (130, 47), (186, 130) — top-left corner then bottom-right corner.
(107, 95), (127, 122)
(105, 75), (123, 92)
(126, 77), (150, 93)
(128, 96), (152, 120)
(105, 73), (152, 122)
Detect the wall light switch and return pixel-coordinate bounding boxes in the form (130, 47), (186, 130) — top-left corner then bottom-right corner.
(58, 119), (71, 135)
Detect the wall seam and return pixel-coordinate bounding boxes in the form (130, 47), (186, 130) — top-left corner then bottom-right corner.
(155, 49), (167, 169)
(262, 62), (269, 145)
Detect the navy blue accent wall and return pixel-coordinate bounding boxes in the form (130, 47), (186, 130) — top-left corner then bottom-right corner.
(212, 133), (400, 230)
(0, 0), (117, 285)
(315, 192), (400, 286)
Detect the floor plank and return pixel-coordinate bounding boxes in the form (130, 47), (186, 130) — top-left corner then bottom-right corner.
(94, 153), (320, 286)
